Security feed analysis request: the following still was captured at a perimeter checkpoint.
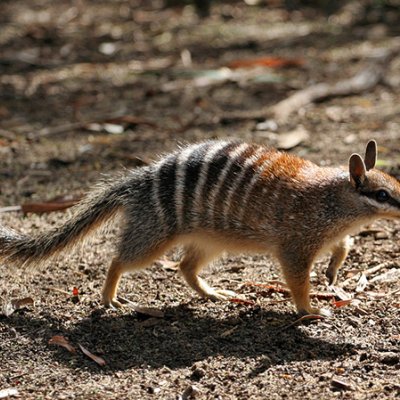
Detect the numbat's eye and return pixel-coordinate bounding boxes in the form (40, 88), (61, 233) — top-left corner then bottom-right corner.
(376, 190), (390, 202)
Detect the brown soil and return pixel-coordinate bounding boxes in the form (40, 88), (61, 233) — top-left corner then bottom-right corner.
(1, 1), (399, 399)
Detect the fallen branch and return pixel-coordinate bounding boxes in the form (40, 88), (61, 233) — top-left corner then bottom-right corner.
(221, 43), (400, 123)
(37, 109), (128, 137)
(36, 109), (162, 137)
(272, 63), (383, 122)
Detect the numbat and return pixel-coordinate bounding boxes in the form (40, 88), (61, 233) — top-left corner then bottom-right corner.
(1, 140), (399, 316)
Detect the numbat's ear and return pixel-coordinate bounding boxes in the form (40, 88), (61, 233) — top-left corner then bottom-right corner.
(349, 153), (366, 188)
(364, 140), (377, 171)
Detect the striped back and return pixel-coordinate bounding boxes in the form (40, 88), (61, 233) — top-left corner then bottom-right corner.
(151, 140), (282, 233)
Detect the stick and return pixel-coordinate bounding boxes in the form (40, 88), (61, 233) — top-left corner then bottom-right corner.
(341, 261), (393, 287)
(221, 43), (400, 123)
(271, 63), (383, 122)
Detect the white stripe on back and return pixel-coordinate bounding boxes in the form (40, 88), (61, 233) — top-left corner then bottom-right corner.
(175, 144), (199, 229)
(222, 147), (266, 228)
(207, 142), (249, 225)
(152, 159), (168, 232)
(192, 141), (230, 225)
(236, 152), (280, 222)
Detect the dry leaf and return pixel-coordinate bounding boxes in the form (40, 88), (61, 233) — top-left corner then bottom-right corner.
(228, 56), (304, 69)
(0, 388), (19, 399)
(78, 344), (106, 366)
(329, 285), (351, 301)
(1, 297), (34, 317)
(276, 126), (309, 150)
(244, 281), (289, 295)
(21, 195), (82, 214)
(332, 299), (353, 308)
(229, 298), (256, 306)
(49, 335), (76, 353)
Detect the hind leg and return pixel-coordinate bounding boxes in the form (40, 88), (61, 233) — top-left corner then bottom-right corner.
(180, 244), (237, 301)
(102, 258), (129, 308)
(102, 240), (174, 308)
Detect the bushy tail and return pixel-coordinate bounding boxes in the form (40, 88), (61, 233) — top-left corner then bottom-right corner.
(0, 177), (129, 268)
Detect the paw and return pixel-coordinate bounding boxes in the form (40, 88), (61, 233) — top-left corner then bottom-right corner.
(298, 307), (331, 318)
(103, 297), (123, 309)
(205, 289), (238, 301)
(325, 270), (337, 286)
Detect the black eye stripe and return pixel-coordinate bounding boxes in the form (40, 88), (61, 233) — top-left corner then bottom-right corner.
(360, 190), (400, 208)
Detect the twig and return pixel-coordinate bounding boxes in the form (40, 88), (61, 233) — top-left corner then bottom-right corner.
(278, 314), (325, 331)
(341, 261), (393, 287)
(221, 43), (400, 123)
(272, 63), (383, 122)
(37, 109), (128, 137)
(44, 287), (71, 295)
(0, 206), (22, 213)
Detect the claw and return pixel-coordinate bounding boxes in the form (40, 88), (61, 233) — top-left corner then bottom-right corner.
(205, 289), (238, 301)
(298, 307), (332, 318)
(103, 297), (123, 309)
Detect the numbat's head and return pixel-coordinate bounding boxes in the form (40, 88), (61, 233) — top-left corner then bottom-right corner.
(349, 140), (400, 219)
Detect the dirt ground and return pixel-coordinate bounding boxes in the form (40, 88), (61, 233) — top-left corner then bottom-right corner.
(1, 1), (400, 399)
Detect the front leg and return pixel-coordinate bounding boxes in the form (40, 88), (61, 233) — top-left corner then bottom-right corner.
(280, 256), (331, 317)
(326, 236), (352, 285)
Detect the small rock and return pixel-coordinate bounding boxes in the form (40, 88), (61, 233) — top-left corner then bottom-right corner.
(374, 231), (389, 240)
(326, 106), (345, 122)
(331, 377), (355, 391)
(99, 42), (117, 55)
(190, 367), (206, 381)
(147, 386), (161, 394)
(276, 126), (309, 150)
(380, 353), (400, 366)
(256, 119), (278, 132)
(182, 385), (200, 399)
